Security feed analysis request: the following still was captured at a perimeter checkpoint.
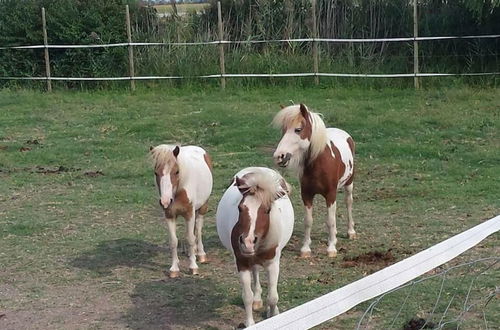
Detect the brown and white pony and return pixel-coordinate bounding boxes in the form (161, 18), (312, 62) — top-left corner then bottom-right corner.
(150, 144), (213, 277)
(273, 104), (355, 258)
(216, 167), (294, 327)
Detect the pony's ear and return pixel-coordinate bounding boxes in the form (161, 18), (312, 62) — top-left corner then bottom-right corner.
(234, 176), (247, 194)
(279, 104), (285, 109)
(279, 178), (292, 196)
(299, 103), (309, 119)
(173, 146), (180, 158)
(235, 176), (257, 195)
(149, 146), (154, 152)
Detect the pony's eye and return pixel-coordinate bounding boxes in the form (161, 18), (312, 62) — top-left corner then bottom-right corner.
(294, 127), (303, 134)
(175, 170), (179, 175)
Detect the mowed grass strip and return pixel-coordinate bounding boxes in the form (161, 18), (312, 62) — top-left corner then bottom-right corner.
(0, 87), (498, 329)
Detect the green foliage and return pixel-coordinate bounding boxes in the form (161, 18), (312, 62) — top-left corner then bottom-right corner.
(0, 0), (153, 85)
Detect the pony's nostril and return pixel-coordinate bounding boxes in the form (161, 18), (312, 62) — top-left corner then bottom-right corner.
(239, 235), (244, 244)
(170, 198), (173, 204)
(253, 237), (258, 244)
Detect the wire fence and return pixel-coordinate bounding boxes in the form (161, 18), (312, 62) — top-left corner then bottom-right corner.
(0, 2), (499, 91)
(357, 257), (499, 329)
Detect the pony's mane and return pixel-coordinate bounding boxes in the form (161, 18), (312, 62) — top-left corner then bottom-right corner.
(239, 169), (289, 208)
(150, 144), (177, 171)
(272, 104), (328, 163)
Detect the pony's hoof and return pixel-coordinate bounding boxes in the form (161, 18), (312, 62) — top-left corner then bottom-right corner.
(198, 254), (208, 263)
(252, 300), (263, 311)
(169, 270), (181, 278)
(190, 268), (199, 275)
(300, 251), (312, 258)
(348, 232), (357, 240)
(327, 250), (338, 258)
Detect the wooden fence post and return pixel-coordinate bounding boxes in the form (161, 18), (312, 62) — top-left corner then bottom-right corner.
(41, 7), (52, 92)
(312, 0), (319, 85)
(125, 5), (136, 91)
(413, 0), (420, 89)
(217, 1), (226, 90)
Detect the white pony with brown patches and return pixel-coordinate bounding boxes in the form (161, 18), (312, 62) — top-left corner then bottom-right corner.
(150, 144), (213, 277)
(216, 167), (294, 327)
(273, 104), (355, 258)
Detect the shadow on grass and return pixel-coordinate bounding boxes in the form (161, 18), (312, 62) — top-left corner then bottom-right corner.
(124, 277), (228, 329)
(71, 238), (164, 276)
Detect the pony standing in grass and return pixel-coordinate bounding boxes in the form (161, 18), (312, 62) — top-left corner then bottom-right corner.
(216, 167), (294, 327)
(273, 104), (355, 258)
(150, 144), (213, 277)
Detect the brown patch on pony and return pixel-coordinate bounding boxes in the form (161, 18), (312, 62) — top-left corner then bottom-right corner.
(198, 201), (209, 215)
(300, 141), (346, 207)
(164, 188), (193, 219)
(203, 152), (213, 172)
(231, 196), (276, 272)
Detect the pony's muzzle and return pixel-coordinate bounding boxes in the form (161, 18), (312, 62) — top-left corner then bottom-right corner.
(275, 152), (292, 167)
(160, 198), (173, 209)
(239, 235), (257, 255)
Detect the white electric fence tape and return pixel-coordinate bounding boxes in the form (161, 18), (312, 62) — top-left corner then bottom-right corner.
(248, 215), (500, 330)
(1, 72), (498, 81)
(1, 34), (499, 50)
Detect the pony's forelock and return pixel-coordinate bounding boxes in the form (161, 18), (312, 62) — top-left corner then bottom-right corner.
(150, 144), (177, 171)
(238, 169), (289, 208)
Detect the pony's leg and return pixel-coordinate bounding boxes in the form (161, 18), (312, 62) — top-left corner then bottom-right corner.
(195, 211), (207, 263)
(165, 217), (180, 278)
(300, 198), (314, 258)
(266, 260), (280, 317)
(325, 199), (338, 257)
(185, 209), (199, 275)
(345, 183), (356, 239)
(252, 265), (263, 311)
(239, 270), (255, 327)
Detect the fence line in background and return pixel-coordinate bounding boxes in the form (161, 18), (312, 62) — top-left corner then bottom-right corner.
(248, 215), (500, 330)
(0, 2), (499, 90)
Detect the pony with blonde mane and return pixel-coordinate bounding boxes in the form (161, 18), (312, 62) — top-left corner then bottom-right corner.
(216, 167), (294, 327)
(273, 104), (355, 258)
(150, 144), (213, 277)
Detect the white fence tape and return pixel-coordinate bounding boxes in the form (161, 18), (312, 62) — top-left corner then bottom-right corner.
(1, 34), (499, 50)
(1, 72), (498, 81)
(248, 215), (500, 330)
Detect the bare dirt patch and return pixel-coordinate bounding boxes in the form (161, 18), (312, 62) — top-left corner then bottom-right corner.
(342, 249), (395, 268)
(403, 317), (436, 329)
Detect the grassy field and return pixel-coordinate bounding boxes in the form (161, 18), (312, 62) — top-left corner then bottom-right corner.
(0, 86), (499, 329)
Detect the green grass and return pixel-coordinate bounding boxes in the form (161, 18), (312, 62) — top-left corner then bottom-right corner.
(0, 86), (498, 329)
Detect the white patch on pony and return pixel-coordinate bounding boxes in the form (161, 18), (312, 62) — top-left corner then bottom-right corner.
(326, 128), (354, 188)
(241, 195), (261, 251)
(159, 173), (174, 207)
